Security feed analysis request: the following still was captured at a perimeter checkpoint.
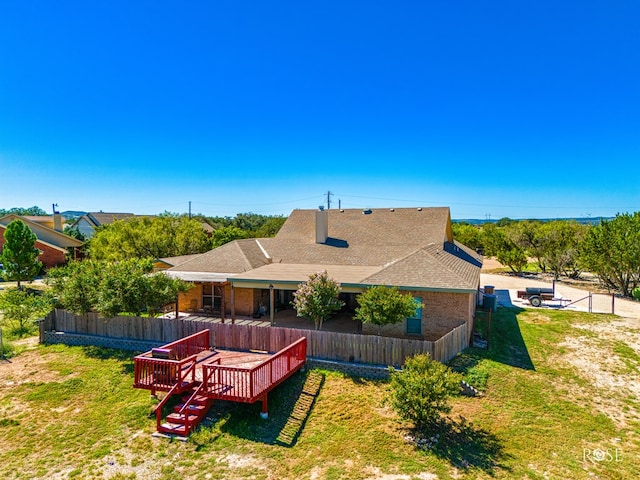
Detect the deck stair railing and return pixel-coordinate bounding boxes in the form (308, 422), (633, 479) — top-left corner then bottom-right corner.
(153, 360), (217, 436)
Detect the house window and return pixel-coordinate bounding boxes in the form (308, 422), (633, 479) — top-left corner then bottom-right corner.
(405, 297), (423, 335)
(202, 284), (213, 309)
(202, 284), (223, 312)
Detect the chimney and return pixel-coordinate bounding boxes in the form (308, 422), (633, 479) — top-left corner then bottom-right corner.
(52, 203), (62, 232)
(315, 207), (328, 243)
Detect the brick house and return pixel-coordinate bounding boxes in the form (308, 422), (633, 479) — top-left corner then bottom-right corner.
(163, 207), (482, 344)
(0, 214), (83, 269)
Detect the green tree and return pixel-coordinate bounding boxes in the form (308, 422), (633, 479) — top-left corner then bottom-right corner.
(0, 288), (53, 337)
(354, 285), (421, 335)
(0, 219), (42, 288)
(47, 258), (191, 317)
(95, 259), (190, 317)
(253, 216), (287, 237)
(292, 270), (344, 330)
(482, 223), (527, 273)
(387, 353), (462, 430)
(509, 221), (546, 271)
(580, 212), (640, 296)
(451, 223), (484, 252)
(232, 212), (270, 233)
(88, 215), (211, 261)
(539, 220), (587, 280)
(210, 225), (248, 248)
(0, 206), (48, 216)
(46, 260), (104, 315)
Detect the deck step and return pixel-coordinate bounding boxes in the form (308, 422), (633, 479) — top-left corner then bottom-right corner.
(181, 394), (210, 405)
(166, 412), (200, 425)
(158, 422), (188, 436)
(174, 403), (207, 414)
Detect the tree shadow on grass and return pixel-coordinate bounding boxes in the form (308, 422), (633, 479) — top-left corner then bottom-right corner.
(416, 416), (512, 475)
(80, 345), (136, 375)
(207, 369), (324, 447)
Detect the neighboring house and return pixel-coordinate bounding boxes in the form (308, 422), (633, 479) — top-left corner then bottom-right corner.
(72, 212), (139, 239)
(74, 212), (213, 239)
(165, 207), (482, 343)
(0, 214), (84, 268)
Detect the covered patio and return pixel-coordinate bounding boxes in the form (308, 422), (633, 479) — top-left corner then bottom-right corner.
(160, 308), (362, 334)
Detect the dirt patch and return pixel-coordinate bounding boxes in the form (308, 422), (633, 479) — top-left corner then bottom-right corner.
(552, 320), (640, 428)
(0, 345), (66, 388)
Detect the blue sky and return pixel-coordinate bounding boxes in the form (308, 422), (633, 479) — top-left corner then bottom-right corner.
(1, 1), (638, 220)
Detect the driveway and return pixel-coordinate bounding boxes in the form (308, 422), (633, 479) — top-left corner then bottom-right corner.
(481, 273), (640, 320)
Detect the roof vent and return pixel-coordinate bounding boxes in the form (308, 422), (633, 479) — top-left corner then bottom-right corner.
(362, 208), (372, 215)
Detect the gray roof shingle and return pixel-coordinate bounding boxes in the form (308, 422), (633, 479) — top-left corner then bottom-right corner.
(166, 207), (482, 291)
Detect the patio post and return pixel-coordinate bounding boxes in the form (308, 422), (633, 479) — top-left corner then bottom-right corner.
(269, 284), (275, 326)
(230, 284), (236, 324)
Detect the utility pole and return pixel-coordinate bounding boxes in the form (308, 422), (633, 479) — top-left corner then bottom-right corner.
(326, 191), (333, 209)
(188, 201), (192, 219)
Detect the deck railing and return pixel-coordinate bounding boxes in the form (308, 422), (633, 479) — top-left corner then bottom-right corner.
(133, 330), (211, 393)
(202, 337), (307, 403)
(159, 329), (210, 360)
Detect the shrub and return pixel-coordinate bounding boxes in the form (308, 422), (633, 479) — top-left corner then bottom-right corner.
(633, 287), (640, 301)
(387, 353), (462, 430)
(292, 270), (344, 330)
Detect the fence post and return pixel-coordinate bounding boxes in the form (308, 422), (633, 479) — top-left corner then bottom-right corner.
(611, 294), (615, 315)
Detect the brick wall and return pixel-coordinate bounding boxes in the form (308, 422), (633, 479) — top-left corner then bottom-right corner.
(178, 283), (203, 311)
(362, 290), (474, 340)
(0, 235), (66, 268)
(233, 287), (259, 316)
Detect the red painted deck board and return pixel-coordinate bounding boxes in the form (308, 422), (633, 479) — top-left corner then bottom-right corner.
(191, 348), (271, 382)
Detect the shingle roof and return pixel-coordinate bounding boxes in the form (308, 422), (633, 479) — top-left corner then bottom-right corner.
(158, 254), (202, 268)
(166, 207), (482, 292)
(361, 242), (481, 291)
(168, 238), (272, 274)
(268, 207), (453, 266)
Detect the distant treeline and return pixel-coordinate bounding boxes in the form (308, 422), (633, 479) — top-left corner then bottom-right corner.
(453, 217), (612, 226)
(452, 213), (640, 297)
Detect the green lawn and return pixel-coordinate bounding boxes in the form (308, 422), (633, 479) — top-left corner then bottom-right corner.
(0, 307), (638, 479)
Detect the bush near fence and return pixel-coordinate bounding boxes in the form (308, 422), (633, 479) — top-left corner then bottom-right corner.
(40, 309), (469, 367)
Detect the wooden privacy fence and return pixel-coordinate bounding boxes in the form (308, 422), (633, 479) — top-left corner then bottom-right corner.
(43, 309), (468, 366)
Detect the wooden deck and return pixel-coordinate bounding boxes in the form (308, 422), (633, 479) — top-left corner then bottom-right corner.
(133, 329), (307, 437)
